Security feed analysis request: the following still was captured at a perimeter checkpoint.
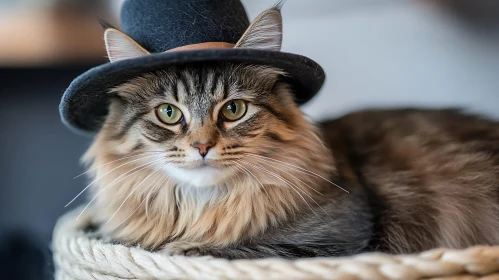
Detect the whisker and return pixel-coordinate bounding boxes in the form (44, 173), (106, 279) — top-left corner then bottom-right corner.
(250, 157), (323, 196)
(240, 160), (328, 221)
(76, 156), (166, 220)
(73, 151), (165, 179)
(233, 161), (265, 196)
(232, 161), (270, 199)
(146, 176), (170, 218)
(231, 165), (245, 186)
(113, 173), (166, 229)
(65, 153), (164, 207)
(106, 168), (162, 225)
(245, 153), (349, 193)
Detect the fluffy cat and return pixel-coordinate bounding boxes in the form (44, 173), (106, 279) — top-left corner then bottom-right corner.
(81, 7), (499, 259)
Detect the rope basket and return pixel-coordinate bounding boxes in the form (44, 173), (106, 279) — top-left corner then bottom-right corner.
(53, 207), (499, 280)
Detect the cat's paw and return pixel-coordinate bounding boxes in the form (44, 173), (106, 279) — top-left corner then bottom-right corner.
(161, 241), (208, 257)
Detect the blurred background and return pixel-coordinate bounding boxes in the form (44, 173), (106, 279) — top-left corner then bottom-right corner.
(1, 0), (498, 279)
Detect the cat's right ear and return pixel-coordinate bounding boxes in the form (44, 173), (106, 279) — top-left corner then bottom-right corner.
(234, 6), (283, 51)
(104, 28), (150, 62)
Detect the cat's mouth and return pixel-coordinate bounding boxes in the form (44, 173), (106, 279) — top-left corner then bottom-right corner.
(189, 163), (219, 171)
(165, 161), (235, 187)
(178, 160), (226, 170)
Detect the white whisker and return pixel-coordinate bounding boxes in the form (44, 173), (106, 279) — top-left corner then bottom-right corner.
(245, 153), (349, 193)
(106, 168), (162, 225)
(240, 160), (328, 221)
(75, 156), (165, 220)
(231, 165), (245, 186)
(250, 157), (323, 196)
(232, 161), (270, 199)
(73, 151), (164, 179)
(66, 153), (164, 207)
(146, 176), (170, 218)
(113, 173), (166, 229)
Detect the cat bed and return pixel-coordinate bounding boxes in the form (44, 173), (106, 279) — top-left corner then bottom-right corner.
(53, 207), (499, 280)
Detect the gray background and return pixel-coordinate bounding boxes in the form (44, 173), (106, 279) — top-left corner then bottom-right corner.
(240, 0), (499, 120)
(0, 0), (498, 279)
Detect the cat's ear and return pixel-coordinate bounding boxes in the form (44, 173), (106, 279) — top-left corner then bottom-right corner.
(104, 28), (150, 62)
(235, 7), (283, 51)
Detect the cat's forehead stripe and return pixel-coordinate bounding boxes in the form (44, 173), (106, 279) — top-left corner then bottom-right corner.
(177, 72), (191, 101)
(223, 78), (231, 100)
(197, 67), (206, 98)
(171, 82), (179, 102)
(209, 71), (221, 97)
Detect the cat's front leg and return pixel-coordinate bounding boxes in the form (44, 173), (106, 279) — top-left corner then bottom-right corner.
(160, 241), (273, 259)
(160, 241), (261, 258)
(161, 241), (352, 259)
(161, 241), (213, 257)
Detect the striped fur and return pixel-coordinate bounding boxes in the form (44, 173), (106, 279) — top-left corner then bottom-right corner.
(83, 63), (499, 259)
(83, 63), (368, 257)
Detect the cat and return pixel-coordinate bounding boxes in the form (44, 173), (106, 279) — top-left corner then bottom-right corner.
(81, 7), (499, 259)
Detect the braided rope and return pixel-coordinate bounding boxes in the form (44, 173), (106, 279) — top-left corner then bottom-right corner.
(52, 207), (499, 280)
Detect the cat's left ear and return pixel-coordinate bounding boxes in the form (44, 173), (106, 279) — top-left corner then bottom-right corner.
(235, 7), (283, 51)
(104, 28), (150, 62)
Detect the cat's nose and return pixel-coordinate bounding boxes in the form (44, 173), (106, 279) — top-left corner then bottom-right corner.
(191, 141), (214, 157)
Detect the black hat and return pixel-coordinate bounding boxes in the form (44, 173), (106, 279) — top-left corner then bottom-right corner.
(59, 0), (325, 135)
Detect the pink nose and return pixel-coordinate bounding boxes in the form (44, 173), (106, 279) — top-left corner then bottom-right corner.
(191, 142), (214, 157)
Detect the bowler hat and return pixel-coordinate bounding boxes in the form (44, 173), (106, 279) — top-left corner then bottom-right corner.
(59, 0), (325, 135)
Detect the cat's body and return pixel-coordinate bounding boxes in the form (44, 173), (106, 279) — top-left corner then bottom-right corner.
(83, 63), (499, 259)
(321, 109), (499, 254)
(80, 5), (499, 259)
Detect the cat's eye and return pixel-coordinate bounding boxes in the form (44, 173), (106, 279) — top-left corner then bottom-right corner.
(220, 100), (247, 121)
(156, 103), (183, 124)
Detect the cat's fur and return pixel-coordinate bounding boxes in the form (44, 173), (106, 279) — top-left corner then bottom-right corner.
(81, 6), (499, 259)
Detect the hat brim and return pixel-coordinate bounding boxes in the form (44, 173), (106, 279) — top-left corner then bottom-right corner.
(59, 49), (325, 135)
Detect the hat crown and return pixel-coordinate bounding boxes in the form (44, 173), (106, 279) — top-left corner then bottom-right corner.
(120, 0), (250, 53)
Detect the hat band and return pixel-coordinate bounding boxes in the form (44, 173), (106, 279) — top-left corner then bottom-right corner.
(166, 42), (235, 52)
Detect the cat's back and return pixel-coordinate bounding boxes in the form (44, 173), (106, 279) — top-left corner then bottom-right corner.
(320, 109), (499, 253)
(320, 108), (499, 171)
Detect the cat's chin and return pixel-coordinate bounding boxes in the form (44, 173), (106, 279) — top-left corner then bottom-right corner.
(163, 164), (235, 188)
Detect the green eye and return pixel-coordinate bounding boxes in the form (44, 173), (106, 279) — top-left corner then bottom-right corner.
(156, 103), (183, 124)
(221, 99), (247, 121)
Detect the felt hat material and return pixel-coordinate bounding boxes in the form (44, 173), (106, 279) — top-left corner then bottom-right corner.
(59, 0), (325, 135)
